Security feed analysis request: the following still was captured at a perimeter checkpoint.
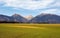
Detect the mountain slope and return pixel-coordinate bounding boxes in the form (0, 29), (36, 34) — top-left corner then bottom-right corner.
(12, 14), (28, 22)
(24, 15), (33, 20)
(0, 15), (14, 22)
(0, 14), (28, 23)
(29, 14), (60, 23)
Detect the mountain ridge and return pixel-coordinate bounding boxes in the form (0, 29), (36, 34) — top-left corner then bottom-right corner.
(29, 14), (60, 23)
(0, 13), (60, 23)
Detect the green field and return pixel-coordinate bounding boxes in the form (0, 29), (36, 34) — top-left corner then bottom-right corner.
(0, 24), (60, 38)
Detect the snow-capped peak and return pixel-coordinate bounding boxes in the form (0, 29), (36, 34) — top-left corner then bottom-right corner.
(24, 15), (33, 20)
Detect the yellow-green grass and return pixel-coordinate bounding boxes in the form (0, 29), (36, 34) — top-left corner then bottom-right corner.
(0, 24), (60, 38)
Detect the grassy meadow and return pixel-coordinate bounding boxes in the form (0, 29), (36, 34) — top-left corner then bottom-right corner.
(0, 24), (60, 38)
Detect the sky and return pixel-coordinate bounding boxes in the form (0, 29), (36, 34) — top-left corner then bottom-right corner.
(0, 0), (60, 17)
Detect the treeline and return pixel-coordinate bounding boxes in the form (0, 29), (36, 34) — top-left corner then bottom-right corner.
(0, 21), (49, 24)
(0, 21), (19, 23)
(0, 21), (58, 24)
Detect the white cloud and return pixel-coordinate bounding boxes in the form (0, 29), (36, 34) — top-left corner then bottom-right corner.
(49, 0), (60, 7)
(54, 1), (60, 6)
(0, 0), (55, 10)
(40, 9), (60, 15)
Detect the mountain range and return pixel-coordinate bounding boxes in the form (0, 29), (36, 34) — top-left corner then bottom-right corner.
(29, 14), (60, 23)
(0, 14), (27, 23)
(0, 14), (60, 23)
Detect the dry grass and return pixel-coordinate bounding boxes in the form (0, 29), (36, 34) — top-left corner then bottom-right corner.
(0, 24), (60, 38)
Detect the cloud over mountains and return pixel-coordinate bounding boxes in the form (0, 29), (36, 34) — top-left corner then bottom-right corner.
(0, 0), (58, 10)
(0, 0), (60, 16)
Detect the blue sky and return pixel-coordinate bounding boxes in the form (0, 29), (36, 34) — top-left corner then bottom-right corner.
(0, 0), (60, 17)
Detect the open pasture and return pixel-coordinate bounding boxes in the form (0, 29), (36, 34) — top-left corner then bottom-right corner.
(0, 24), (60, 38)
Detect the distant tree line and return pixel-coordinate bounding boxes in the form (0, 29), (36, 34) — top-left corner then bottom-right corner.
(0, 21), (19, 23)
(0, 21), (58, 24)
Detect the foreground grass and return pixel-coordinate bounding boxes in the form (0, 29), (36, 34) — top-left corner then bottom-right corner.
(0, 24), (60, 38)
